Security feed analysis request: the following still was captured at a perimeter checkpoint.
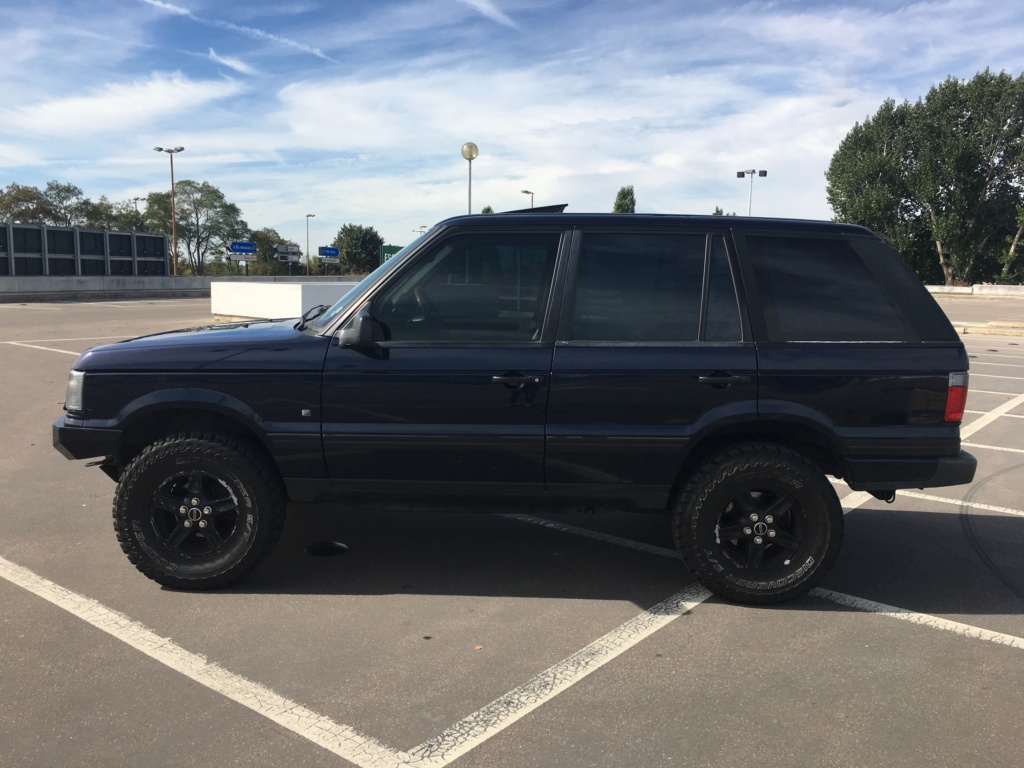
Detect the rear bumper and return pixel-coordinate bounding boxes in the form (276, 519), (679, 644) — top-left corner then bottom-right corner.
(52, 415), (121, 461)
(845, 450), (977, 491)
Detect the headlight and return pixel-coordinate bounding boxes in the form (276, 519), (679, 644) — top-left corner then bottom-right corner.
(65, 370), (85, 412)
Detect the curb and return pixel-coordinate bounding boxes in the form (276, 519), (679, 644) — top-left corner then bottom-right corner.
(954, 324), (1024, 337)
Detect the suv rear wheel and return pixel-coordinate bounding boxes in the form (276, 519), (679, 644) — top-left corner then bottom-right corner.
(112, 433), (285, 589)
(672, 443), (843, 604)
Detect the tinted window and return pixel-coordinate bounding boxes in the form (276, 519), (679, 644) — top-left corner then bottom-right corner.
(705, 236), (742, 342)
(569, 233), (705, 342)
(746, 235), (916, 342)
(371, 232), (560, 342)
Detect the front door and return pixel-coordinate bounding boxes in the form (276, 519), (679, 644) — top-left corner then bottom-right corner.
(322, 229), (566, 498)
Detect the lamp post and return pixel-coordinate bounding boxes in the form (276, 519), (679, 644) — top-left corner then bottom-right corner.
(521, 189), (534, 208)
(736, 169), (767, 216)
(131, 196), (144, 212)
(305, 213), (315, 275)
(461, 142), (479, 215)
(153, 146), (184, 275)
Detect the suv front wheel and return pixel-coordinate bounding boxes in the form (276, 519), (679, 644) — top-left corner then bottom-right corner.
(673, 443), (843, 604)
(112, 433), (286, 589)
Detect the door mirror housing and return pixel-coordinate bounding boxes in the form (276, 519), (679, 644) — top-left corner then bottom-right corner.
(339, 308), (374, 349)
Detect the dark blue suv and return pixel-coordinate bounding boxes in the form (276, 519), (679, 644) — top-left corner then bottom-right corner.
(53, 213), (976, 603)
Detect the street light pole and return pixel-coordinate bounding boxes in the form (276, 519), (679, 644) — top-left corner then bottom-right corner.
(305, 213), (315, 276)
(461, 142), (479, 215)
(736, 169), (767, 216)
(153, 146), (184, 275)
(521, 189), (534, 208)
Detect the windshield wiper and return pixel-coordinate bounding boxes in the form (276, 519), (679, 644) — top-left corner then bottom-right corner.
(296, 304), (330, 330)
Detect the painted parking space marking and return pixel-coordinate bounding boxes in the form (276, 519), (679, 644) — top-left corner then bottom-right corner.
(0, 555), (406, 768)
(12, 335), (126, 343)
(899, 490), (1024, 519)
(0, 552), (707, 768)
(960, 392), (1024, 438)
(811, 590), (1024, 650)
(964, 441), (1024, 453)
(2, 341), (80, 356)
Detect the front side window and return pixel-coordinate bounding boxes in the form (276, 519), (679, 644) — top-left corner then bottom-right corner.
(370, 232), (561, 342)
(568, 232), (740, 343)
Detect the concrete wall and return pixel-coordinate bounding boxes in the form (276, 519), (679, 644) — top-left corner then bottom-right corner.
(927, 284), (1024, 296)
(211, 281), (359, 319)
(0, 274), (365, 303)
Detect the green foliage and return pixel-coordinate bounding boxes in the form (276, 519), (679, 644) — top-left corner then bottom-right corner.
(172, 180), (250, 276)
(0, 183), (49, 223)
(712, 206), (736, 216)
(332, 223), (385, 274)
(827, 70), (1024, 285)
(248, 228), (293, 276)
(612, 185), (636, 213)
(481, 205), (495, 214)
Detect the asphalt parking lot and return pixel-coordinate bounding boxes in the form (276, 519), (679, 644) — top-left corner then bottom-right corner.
(1, 296), (1022, 767)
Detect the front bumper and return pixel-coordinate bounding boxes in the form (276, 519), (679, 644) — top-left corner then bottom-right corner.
(845, 449), (977, 491)
(52, 415), (122, 461)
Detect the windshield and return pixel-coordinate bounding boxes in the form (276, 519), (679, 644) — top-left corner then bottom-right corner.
(313, 233), (431, 329)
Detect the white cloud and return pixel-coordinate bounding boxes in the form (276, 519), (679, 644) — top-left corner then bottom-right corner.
(457, 0), (519, 29)
(7, 73), (244, 137)
(139, 0), (337, 62)
(208, 48), (258, 76)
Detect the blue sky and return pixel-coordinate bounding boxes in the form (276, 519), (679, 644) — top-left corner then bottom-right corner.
(2, 0), (1023, 250)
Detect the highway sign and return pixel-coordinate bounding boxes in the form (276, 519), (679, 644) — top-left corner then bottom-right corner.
(320, 257), (340, 264)
(380, 245), (403, 263)
(318, 246), (340, 257)
(227, 252), (256, 262)
(276, 244), (301, 254)
(229, 241), (257, 254)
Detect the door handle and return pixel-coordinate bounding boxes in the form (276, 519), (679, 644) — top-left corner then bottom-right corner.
(698, 374), (752, 386)
(492, 374), (544, 387)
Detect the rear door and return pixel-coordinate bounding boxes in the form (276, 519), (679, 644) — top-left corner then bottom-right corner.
(545, 227), (757, 507)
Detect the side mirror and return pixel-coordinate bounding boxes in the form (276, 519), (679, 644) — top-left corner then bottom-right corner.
(339, 309), (374, 349)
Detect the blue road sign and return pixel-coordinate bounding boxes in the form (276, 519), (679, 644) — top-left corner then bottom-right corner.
(229, 241), (257, 254)
(318, 246), (340, 257)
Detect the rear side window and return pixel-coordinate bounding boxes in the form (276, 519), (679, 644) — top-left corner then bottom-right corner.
(745, 235), (917, 342)
(569, 233), (711, 342)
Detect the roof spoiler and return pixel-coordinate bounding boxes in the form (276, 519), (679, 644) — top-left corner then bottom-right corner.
(498, 203), (569, 214)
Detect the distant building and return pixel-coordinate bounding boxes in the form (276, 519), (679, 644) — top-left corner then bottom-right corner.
(0, 222), (170, 277)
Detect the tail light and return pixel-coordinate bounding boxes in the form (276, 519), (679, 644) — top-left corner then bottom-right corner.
(945, 372), (968, 422)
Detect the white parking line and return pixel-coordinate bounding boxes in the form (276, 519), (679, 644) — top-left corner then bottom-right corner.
(811, 589), (1024, 650)
(959, 392), (1024, 438)
(899, 490), (1024, 519)
(0, 555), (407, 768)
(2, 341), (80, 356)
(963, 441), (1024, 453)
(13, 335), (126, 343)
(0, 552), (708, 768)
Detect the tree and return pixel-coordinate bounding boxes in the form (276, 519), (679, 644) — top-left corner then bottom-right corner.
(85, 196), (148, 232)
(41, 181), (93, 227)
(332, 223), (384, 274)
(612, 185), (636, 213)
(0, 183), (49, 223)
(145, 181), (249, 275)
(481, 205), (495, 214)
(249, 228), (293, 276)
(827, 70), (1024, 285)
(712, 206), (736, 216)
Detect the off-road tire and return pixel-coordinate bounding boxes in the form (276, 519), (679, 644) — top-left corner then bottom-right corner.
(672, 443), (843, 604)
(113, 433), (285, 589)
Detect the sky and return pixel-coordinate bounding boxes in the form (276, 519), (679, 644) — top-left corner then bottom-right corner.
(2, 0), (1023, 251)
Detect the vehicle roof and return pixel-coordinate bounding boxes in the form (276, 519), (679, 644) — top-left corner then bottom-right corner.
(435, 212), (875, 236)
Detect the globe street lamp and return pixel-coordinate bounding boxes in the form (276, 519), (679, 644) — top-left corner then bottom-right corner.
(461, 142), (479, 215)
(153, 146), (184, 275)
(521, 189), (534, 208)
(736, 169), (767, 216)
(305, 213), (315, 275)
